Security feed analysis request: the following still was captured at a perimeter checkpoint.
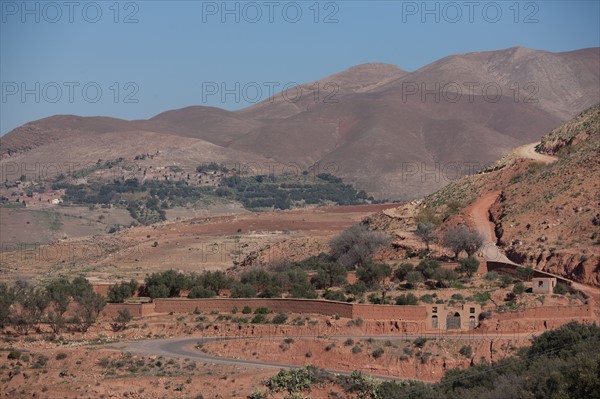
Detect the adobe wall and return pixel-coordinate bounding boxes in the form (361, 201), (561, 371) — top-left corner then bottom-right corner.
(352, 304), (427, 320)
(494, 303), (593, 320)
(100, 303), (155, 319)
(154, 298), (354, 318)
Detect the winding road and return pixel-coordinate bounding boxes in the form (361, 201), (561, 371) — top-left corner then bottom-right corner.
(114, 333), (540, 380)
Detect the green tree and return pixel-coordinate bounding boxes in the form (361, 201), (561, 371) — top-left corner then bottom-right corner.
(12, 286), (50, 335)
(73, 290), (105, 332)
(288, 269), (317, 299)
(416, 259), (441, 279)
(45, 277), (73, 334)
(0, 283), (16, 330)
(356, 260), (392, 289)
(107, 279), (138, 303)
(457, 256), (480, 278)
(201, 271), (233, 295)
(406, 270), (424, 288)
(432, 268), (458, 288)
(393, 263), (414, 281)
(144, 270), (188, 298)
(231, 282), (257, 298)
(311, 262), (348, 289)
(516, 266), (535, 282)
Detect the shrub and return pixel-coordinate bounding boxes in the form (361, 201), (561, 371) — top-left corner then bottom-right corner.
(110, 309), (133, 332)
(254, 307), (269, 314)
(345, 281), (367, 297)
(459, 345), (472, 358)
(55, 352), (68, 360)
(272, 313), (288, 325)
(251, 314), (267, 324)
(473, 291), (492, 304)
(372, 348), (385, 359)
(451, 293), (464, 301)
(513, 282), (526, 294)
(413, 337), (427, 348)
(352, 345), (362, 354)
(187, 286), (216, 299)
(344, 338), (355, 346)
(419, 294), (435, 303)
(554, 283), (568, 295)
(8, 350), (21, 360)
(242, 306), (252, 314)
(394, 263), (414, 281)
(395, 293), (419, 305)
(499, 274), (513, 288)
(484, 271), (499, 281)
(322, 289), (346, 302)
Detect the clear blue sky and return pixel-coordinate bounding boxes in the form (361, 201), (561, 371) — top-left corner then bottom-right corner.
(1, 0), (599, 134)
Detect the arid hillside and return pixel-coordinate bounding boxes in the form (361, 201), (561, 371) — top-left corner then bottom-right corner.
(2, 47), (598, 200)
(417, 105), (599, 287)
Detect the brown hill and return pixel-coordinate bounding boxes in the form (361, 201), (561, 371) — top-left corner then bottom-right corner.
(1, 47), (598, 200)
(237, 63), (408, 121)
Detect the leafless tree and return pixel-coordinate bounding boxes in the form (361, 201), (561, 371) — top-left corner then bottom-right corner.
(442, 225), (484, 259)
(329, 224), (391, 269)
(415, 222), (437, 251)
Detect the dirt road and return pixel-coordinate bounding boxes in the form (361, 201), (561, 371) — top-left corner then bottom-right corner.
(514, 142), (558, 164)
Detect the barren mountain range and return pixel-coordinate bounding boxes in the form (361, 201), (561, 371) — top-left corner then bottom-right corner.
(2, 46), (599, 200)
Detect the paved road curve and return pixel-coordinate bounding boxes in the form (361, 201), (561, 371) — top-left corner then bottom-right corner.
(114, 333), (539, 381)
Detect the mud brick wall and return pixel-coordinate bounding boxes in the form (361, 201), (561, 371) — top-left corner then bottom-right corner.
(100, 303), (155, 319)
(154, 298), (355, 318)
(352, 304), (427, 320)
(494, 303), (593, 320)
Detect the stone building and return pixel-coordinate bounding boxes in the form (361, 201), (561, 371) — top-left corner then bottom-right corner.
(532, 277), (557, 294)
(425, 303), (482, 331)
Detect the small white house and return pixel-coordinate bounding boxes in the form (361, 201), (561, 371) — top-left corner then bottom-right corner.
(532, 277), (557, 294)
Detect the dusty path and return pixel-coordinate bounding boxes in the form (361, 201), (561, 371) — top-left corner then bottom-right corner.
(514, 142), (558, 164)
(468, 191), (514, 264)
